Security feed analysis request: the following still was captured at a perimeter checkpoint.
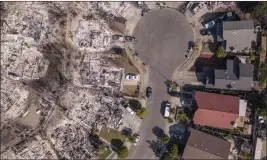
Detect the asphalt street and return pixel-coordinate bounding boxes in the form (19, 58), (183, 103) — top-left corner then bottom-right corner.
(129, 8), (194, 159)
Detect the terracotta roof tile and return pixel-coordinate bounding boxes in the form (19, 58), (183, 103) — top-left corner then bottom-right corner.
(193, 109), (239, 129)
(194, 91), (239, 114)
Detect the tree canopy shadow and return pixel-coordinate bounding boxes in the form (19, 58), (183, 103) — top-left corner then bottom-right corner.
(152, 126), (164, 138)
(128, 99), (141, 111)
(110, 139), (123, 150)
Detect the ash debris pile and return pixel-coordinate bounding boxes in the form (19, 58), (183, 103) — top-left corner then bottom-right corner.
(1, 2), (138, 159)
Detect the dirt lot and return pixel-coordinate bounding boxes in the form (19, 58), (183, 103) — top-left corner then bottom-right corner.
(106, 50), (139, 74)
(189, 42), (226, 72)
(123, 85), (138, 97)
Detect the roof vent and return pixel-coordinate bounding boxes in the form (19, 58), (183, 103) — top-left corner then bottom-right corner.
(206, 148), (208, 151)
(233, 31), (237, 34)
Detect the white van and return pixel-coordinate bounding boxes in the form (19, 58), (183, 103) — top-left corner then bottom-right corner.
(164, 103), (171, 118)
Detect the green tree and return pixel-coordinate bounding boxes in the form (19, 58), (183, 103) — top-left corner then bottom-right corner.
(128, 99), (141, 112)
(248, 93), (267, 116)
(170, 144), (179, 157)
(160, 134), (170, 144)
(128, 134), (137, 143)
(252, 2), (267, 25)
(176, 110), (189, 123)
(259, 62), (267, 87)
(117, 146), (128, 159)
(136, 107), (147, 119)
(248, 51), (256, 62)
(257, 46), (264, 55)
(241, 152), (252, 159)
(216, 46), (227, 58)
(161, 153), (172, 160)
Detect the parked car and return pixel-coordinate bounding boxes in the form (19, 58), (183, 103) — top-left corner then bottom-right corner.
(126, 106), (135, 115)
(112, 35), (124, 41)
(137, 1), (144, 7)
(164, 102), (171, 118)
(146, 87), (152, 98)
(125, 73), (137, 80)
(181, 99), (192, 108)
(125, 36), (137, 43)
(204, 21), (215, 29)
(200, 29), (211, 35)
(170, 133), (182, 140)
(133, 134), (140, 145)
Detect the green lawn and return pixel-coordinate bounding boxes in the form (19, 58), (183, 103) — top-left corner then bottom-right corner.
(99, 126), (126, 143)
(98, 149), (112, 160)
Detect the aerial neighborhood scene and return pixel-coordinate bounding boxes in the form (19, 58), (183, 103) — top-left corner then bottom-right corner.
(1, 1), (267, 160)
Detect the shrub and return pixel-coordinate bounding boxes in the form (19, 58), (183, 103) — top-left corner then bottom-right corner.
(136, 107), (147, 119)
(176, 109), (189, 123)
(216, 46), (227, 58)
(160, 134), (170, 144)
(170, 144), (179, 158)
(248, 51), (256, 62)
(128, 134), (137, 143)
(168, 118), (174, 124)
(117, 146), (128, 159)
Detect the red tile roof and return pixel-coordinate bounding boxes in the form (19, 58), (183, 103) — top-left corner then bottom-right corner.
(194, 109), (239, 129)
(194, 91), (240, 129)
(194, 91), (240, 114)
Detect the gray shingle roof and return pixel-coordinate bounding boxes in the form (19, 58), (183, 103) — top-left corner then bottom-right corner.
(239, 63), (254, 77)
(205, 58), (253, 91)
(223, 20), (254, 30)
(183, 128), (231, 159)
(222, 20), (255, 52)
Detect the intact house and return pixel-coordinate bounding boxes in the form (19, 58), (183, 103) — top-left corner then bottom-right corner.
(182, 128), (231, 159)
(204, 57), (254, 91)
(216, 20), (256, 53)
(193, 91), (249, 129)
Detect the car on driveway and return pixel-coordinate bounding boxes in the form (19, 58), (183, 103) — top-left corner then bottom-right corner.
(200, 29), (211, 35)
(204, 21), (215, 29)
(181, 99), (192, 108)
(125, 73), (137, 80)
(171, 133), (182, 140)
(133, 134), (140, 145)
(125, 36), (137, 43)
(126, 105), (135, 115)
(164, 102), (171, 118)
(146, 87), (152, 98)
(112, 35), (124, 41)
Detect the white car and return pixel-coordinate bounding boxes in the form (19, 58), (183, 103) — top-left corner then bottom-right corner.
(133, 134), (140, 145)
(112, 35), (124, 41)
(204, 21), (215, 29)
(164, 102), (171, 118)
(125, 74), (137, 80)
(126, 106), (135, 115)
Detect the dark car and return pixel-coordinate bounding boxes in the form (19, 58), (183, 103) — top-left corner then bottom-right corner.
(146, 87), (152, 98)
(200, 29), (211, 35)
(125, 36), (137, 43)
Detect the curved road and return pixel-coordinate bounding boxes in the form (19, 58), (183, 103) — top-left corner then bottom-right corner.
(129, 8), (194, 159)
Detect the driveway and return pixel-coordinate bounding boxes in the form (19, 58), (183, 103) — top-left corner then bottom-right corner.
(129, 8), (194, 159)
